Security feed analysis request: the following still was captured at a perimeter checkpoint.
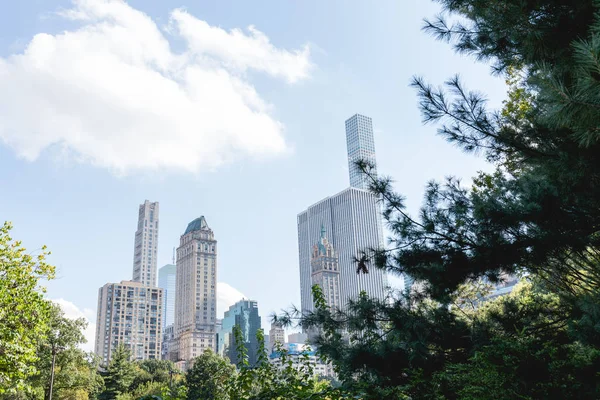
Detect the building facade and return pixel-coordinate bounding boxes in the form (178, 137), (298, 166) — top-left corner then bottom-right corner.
(218, 299), (262, 366)
(311, 226), (342, 310)
(94, 280), (163, 364)
(298, 187), (387, 314)
(132, 201), (159, 287)
(287, 332), (308, 344)
(172, 217), (217, 364)
(346, 114), (377, 190)
(161, 324), (175, 360)
(269, 322), (286, 353)
(158, 264), (176, 328)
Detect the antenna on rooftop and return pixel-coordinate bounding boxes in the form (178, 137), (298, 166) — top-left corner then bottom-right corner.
(172, 247), (176, 264)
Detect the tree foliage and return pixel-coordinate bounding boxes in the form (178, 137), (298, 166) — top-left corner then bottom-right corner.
(99, 345), (136, 400)
(0, 221), (55, 394)
(185, 350), (235, 400)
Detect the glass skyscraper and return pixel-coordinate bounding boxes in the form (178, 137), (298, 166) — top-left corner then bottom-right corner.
(345, 114), (377, 190)
(217, 299), (262, 367)
(158, 264), (176, 329)
(298, 114), (387, 315)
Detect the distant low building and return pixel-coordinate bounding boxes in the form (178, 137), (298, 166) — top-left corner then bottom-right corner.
(269, 343), (335, 378)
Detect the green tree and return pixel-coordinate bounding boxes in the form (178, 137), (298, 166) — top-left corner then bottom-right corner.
(29, 304), (103, 400)
(130, 359), (176, 393)
(185, 349), (235, 400)
(230, 323), (344, 399)
(99, 345), (136, 400)
(0, 221), (55, 393)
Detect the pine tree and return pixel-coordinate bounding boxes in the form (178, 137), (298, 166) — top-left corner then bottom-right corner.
(99, 345), (136, 399)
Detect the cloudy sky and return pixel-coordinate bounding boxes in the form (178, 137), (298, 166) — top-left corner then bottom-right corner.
(0, 0), (507, 349)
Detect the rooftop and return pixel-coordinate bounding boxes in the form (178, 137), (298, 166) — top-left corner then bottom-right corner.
(184, 216), (209, 234)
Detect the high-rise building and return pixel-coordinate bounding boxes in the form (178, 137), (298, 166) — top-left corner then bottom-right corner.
(162, 324), (175, 360)
(298, 188), (387, 314)
(287, 332), (308, 344)
(346, 114), (377, 190)
(94, 280), (163, 364)
(217, 299), (262, 366)
(311, 226), (342, 310)
(172, 217), (217, 364)
(269, 322), (286, 353)
(133, 201), (159, 287)
(158, 264), (176, 328)
(298, 114), (387, 316)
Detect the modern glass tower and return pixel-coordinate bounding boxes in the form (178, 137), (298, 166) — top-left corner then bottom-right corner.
(298, 114), (387, 315)
(345, 114), (377, 190)
(132, 200), (159, 287)
(217, 299), (262, 367)
(158, 264), (176, 328)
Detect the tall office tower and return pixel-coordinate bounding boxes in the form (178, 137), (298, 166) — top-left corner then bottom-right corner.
(94, 280), (163, 364)
(172, 217), (217, 364)
(269, 322), (286, 353)
(132, 200), (159, 286)
(298, 114), (386, 316)
(311, 226), (342, 310)
(298, 188), (386, 314)
(158, 264), (176, 328)
(217, 299), (262, 366)
(345, 114), (377, 190)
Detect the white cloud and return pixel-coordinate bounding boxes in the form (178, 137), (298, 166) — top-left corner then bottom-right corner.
(217, 281), (246, 318)
(0, 0), (312, 174)
(53, 298), (96, 352)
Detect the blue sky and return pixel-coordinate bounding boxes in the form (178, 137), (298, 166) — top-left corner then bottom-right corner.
(0, 0), (507, 347)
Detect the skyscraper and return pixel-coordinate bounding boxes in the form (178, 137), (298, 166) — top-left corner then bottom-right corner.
(217, 299), (262, 366)
(311, 226), (341, 310)
(95, 200), (163, 363)
(94, 280), (163, 363)
(346, 114), (377, 190)
(158, 264), (176, 328)
(298, 114), (387, 316)
(133, 201), (159, 287)
(172, 217), (217, 364)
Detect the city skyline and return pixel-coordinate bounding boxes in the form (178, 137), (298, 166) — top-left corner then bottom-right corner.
(0, 0), (508, 350)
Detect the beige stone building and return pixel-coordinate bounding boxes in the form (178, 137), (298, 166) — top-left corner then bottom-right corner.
(171, 216), (217, 364)
(311, 226), (341, 310)
(269, 322), (286, 353)
(94, 280), (163, 364)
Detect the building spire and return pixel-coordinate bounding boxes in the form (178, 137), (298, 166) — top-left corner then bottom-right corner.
(320, 224), (326, 239)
